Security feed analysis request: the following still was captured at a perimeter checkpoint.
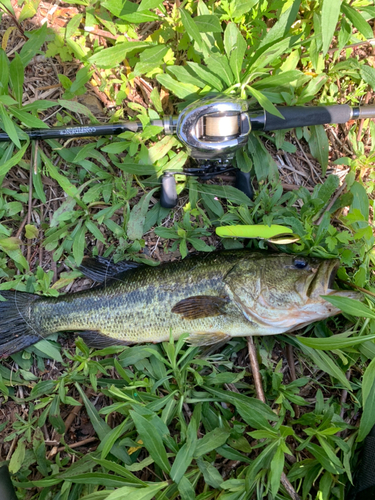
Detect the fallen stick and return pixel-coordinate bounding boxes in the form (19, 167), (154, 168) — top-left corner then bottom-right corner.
(247, 337), (301, 500)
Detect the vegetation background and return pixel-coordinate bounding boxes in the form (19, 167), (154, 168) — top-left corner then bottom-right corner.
(0, 0), (375, 499)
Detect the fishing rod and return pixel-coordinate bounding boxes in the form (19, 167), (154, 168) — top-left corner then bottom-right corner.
(1, 94), (375, 207)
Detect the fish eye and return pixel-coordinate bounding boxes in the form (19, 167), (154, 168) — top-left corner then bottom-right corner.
(293, 257), (308, 269)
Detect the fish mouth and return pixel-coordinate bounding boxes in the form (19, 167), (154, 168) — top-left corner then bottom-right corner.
(307, 259), (340, 299)
(328, 260), (340, 290)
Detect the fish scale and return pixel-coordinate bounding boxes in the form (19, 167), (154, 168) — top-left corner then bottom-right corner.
(0, 250), (359, 357)
(31, 252), (245, 343)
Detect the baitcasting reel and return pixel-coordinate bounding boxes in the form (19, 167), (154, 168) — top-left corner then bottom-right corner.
(1, 94), (375, 208)
(160, 95), (254, 208)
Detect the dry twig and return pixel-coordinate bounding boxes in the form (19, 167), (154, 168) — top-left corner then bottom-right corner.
(247, 337), (301, 500)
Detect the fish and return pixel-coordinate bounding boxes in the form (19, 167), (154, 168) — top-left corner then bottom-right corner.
(0, 250), (359, 358)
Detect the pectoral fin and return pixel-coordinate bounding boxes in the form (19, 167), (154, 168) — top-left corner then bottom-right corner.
(187, 331), (231, 346)
(172, 295), (229, 320)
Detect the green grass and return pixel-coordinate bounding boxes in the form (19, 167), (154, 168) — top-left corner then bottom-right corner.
(0, 0), (375, 499)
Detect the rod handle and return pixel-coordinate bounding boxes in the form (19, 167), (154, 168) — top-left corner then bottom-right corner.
(263, 105), (352, 131)
(357, 105), (375, 120)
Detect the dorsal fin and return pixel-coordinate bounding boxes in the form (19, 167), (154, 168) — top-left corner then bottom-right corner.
(79, 256), (142, 282)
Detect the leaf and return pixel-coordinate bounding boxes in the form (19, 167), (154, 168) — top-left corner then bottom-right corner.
(57, 99), (99, 123)
(0, 49), (9, 95)
(195, 14), (222, 33)
(341, 3), (374, 40)
(19, 23), (48, 67)
(245, 441), (278, 489)
(0, 103), (21, 148)
(0, 0), (15, 16)
(297, 332), (375, 350)
(85, 220), (106, 244)
(139, 0), (163, 8)
(294, 341), (352, 390)
(247, 134), (278, 182)
(206, 54), (234, 87)
(129, 410), (171, 473)
(308, 125), (329, 175)
(321, 296), (375, 319)
(88, 42), (151, 68)
(312, 174), (339, 206)
(40, 150), (79, 198)
(106, 483), (168, 500)
(204, 386), (278, 421)
(127, 188), (157, 240)
(199, 184), (252, 206)
(9, 440), (26, 474)
(22, 100), (57, 112)
(139, 45), (168, 64)
(70, 67), (94, 95)
(360, 65), (375, 90)
(194, 428), (231, 457)
(19, 1), (37, 23)
(170, 442), (195, 484)
(197, 459), (224, 488)
(49, 395), (66, 434)
(9, 107), (49, 128)
(349, 181), (369, 229)
(0, 237), (21, 251)
(31, 339), (63, 362)
(9, 53), (24, 106)
(148, 135), (179, 163)
(232, 0), (260, 17)
(156, 74), (199, 99)
(120, 11), (159, 23)
(258, 1), (300, 48)
(179, 8), (205, 53)
(321, 0), (341, 55)
(93, 457), (144, 484)
(235, 401), (275, 430)
(358, 358), (375, 441)
(251, 70), (302, 89)
(76, 383), (132, 464)
(167, 65), (205, 88)
(66, 13), (83, 39)
(177, 476), (196, 500)
(0, 141), (30, 178)
(306, 442), (344, 474)
(269, 445), (285, 497)
(73, 223), (86, 266)
(187, 62), (224, 90)
(248, 86), (284, 118)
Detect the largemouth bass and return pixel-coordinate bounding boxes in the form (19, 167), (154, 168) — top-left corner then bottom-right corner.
(0, 251), (358, 357)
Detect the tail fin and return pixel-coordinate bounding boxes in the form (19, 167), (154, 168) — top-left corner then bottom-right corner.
(0, 290), (43, 358)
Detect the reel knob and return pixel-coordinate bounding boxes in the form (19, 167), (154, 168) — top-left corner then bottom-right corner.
(160, 173), (178, 208)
